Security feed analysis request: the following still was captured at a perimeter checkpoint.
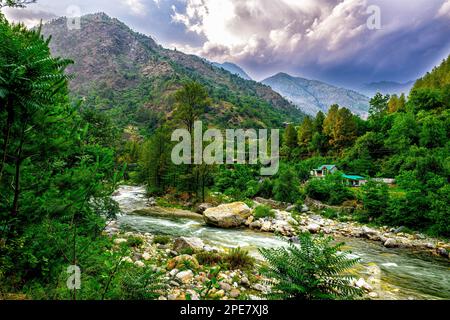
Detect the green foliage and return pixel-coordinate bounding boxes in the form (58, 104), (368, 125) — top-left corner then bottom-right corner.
(127, 236), (144, 248)
(196, 251), (223, 266)
(358, 180), (389, 221)
(305, 173), (354, 205)
(0, 17), (123, 297)
(273, 165), (299, 203)
(153, 235), (171, 245)
(259, 233), (363, 300)
(254, 205), (275, 219)
(224, 247), (255, 270)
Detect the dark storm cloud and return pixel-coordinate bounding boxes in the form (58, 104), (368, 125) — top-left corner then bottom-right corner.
(3, 0), (450, 86)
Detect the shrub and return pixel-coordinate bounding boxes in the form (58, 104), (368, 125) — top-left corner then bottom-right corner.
(196, 251), (223, 266)
(358, 180), (389, 219)
(153, 235), (171, 245)
(253, 205), (275, 219)
(224, 247), (255, 270)
(305, 173), (354, 205)
(127, 236), (144, 248)
(259, 233), (363, 300)
(321, 208), (338, 219)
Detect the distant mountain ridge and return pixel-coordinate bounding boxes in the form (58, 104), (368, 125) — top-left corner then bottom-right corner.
(262, 73), (370, 117)
(39, 12), (305, 128)
(211, 62), (252, 80)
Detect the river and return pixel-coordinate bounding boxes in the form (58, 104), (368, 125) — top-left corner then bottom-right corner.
(113, 186), (450, 300)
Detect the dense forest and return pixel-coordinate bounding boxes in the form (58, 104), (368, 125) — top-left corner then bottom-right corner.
(136, 55), (450, 238)
(0, 1), (449, 301)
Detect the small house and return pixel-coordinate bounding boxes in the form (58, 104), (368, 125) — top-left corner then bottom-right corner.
(342, 174), (367, 187)
(311, 165), (338, 177)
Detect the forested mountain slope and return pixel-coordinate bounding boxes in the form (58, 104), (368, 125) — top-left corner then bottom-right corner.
(40, 13), (305, 130)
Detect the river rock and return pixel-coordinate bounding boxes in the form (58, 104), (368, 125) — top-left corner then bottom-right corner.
(260, 220), (273, 232)
(169, 268), (179, 277)
(114, 238), (127, 245)
(204, 202), (252, 228)
(285, 204), (296, 212)
(176, 270), (194, 284)
(230, 289), (240, 298)
(142, 252), (152, 261)
(196, 203), (213, 214)
(173, 236), (205, 253)
(245, 216), (254, 226)
(134, 260), (145, 268)
(383, 238), (399, 248)
(437, 248), (449, 258)
(355, 278), (373, 291)
(249, 220), (262, 229)
(220, 282), (232, 291)
(307, 223), (321, 233)
(148, 197), (156, 206)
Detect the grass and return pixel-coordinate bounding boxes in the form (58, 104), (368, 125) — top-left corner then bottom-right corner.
(153, 235), (171, 245)
(196, 251), (223, 266)
(127, 236), (144, 248)
(253, 205), (275, 219)
(224, 247), (255, 270)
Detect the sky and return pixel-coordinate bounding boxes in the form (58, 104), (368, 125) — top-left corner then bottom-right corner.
(3, 0), (450, 88)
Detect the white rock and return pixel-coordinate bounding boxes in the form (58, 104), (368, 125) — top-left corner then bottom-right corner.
(176, 270), (194, 283)
(134, 260), (145, 267)
(173, 237), (205, 252)
(169, 268), (179, 277)
(355, 278), (373, 291)
(307, 223), (321, 233)
(142, 252), (152, 261)
(114, 238), (127, 244)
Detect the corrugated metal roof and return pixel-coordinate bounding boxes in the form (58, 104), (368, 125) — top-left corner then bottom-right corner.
(342, 174), (366, 180)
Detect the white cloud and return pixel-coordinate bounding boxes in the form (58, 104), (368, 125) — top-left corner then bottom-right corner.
(171, 0), (372, 66)
(122, 0), (147, 16)
(437, 0), (450, 17)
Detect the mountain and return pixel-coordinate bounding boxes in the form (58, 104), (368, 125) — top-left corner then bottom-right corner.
(413, 55), (450, 90)
(40, 13), (305, 129)
(360, 81), (414, 97)
(211, 62), (252, 80)
(262, 73), (370, 117)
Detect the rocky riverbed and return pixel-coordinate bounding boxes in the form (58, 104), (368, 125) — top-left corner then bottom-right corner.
(109, 186), (450, 300)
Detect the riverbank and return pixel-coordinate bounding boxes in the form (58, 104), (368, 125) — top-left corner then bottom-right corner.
(110, 186), (450, 300)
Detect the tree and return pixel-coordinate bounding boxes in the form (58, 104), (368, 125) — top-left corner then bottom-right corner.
(0, 0), (35, 8)
(359, 180), (389, 220)
(259, 233), (363, 300)
(368, 93), (390, 117)
(323, 106), (356, 153)
(283, 123), (298, 150)
(174, 81), (210, 133)
(273, 165), (299, 203)
(0, 15), (119, 294)
(297, 117), (313, 149)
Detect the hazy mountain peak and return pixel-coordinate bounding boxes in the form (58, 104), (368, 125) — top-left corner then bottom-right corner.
(262, 72), (369, 117)
(212, 62), (252, 80)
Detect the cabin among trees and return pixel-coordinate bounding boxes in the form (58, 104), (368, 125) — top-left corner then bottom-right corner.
(311, 164), (395, 187)
(311, 165), (338, 177)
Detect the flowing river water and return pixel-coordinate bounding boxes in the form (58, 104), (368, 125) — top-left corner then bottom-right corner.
(113, 186), (450, 300)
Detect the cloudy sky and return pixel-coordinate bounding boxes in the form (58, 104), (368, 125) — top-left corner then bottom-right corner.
(3, 0), (450, 88)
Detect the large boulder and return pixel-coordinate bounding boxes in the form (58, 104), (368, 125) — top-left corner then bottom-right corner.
(203, 202), (251, 228)
(173, 236), (205, 253)
(196, 203), (213, 214)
